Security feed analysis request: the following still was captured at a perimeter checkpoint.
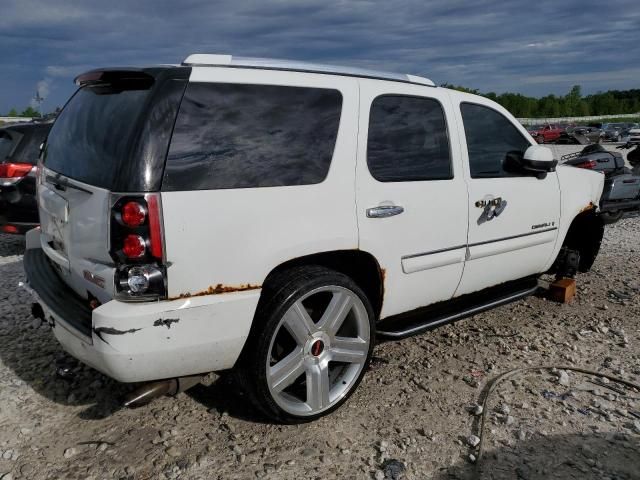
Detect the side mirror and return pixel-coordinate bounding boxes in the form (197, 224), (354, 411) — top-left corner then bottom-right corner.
(521, 145), (557, 177)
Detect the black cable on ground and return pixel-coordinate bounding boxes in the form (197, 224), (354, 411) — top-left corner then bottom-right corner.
(476, 365), (640, 461)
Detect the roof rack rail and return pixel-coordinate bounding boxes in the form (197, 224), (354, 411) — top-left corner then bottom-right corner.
(182, 54), (435, 87)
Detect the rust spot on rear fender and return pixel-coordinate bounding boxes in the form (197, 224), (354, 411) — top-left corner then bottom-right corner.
(169, 283), (261, 300)
(379, 267), (386, 313)
(580, 202), (596, 213)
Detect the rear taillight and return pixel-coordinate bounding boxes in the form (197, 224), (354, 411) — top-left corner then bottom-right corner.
(121, 201), (146, 227)
(110, 193), (166, 301)
(1, 225), (19, 234)
(0, 163), (33, 186)
(147, 195), (164, 259)
(575, 160), (597, 169)
(122, 234), (146, 258)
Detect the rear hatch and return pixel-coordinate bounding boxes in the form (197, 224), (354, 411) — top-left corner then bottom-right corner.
(38, 67), (189, 304)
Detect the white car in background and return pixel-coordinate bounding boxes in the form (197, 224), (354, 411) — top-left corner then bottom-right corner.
(626, 127), (640, 143)
(23, 54), (605, 422)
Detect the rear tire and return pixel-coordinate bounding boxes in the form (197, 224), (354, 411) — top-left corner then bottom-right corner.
(601, 211), (624, 225)
(236, 266), (375, 423)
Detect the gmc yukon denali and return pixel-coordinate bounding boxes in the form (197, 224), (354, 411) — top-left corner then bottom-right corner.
(23, 54), (605, 422)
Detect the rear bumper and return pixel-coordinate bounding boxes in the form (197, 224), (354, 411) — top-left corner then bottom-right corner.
(22, 243), (261, 382)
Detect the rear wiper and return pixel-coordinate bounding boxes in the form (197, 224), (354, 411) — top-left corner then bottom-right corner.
(46, 174), (93, 195)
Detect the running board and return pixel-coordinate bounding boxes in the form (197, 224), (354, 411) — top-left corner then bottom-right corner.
(377, 277), (540, 339)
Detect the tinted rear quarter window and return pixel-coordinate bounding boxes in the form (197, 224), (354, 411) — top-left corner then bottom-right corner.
(367, 95), (451, 182)
(461, 103), (531, 178)
(163, 83), (343, 191)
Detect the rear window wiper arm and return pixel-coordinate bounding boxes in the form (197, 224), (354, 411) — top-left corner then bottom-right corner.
(46, 174), (93, 195)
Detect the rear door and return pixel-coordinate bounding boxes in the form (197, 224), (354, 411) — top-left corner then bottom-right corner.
(356, 81), (469, 318)
(452, 98), (560, 296)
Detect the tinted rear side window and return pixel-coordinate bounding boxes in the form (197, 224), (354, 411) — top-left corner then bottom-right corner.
(460, 103), (531, 178)
(367, 95), (451, 182)
(163, 83), (342, 191)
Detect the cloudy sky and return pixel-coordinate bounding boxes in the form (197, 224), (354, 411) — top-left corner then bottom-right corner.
(1, 0), (639, 114)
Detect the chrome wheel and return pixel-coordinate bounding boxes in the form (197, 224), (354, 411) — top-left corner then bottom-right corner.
(266, 285), (371, 417)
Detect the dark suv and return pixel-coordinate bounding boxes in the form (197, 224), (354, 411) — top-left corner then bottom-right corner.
(0, 122), (51, 234)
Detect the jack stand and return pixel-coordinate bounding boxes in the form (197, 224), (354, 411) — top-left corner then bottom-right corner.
(548, 277), (576, 303)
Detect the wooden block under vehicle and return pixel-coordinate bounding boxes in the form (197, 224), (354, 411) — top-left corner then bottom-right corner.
(548, 278), (576, 303)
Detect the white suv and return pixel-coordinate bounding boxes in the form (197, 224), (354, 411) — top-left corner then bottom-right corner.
(23, 54), (605, 422)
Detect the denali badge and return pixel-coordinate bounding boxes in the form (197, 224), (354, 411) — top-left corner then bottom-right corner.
(83, 270), (105, 289)
(531, 221), (555, 230)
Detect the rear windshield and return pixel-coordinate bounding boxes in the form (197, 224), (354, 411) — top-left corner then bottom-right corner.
(43, 86), (151, 190)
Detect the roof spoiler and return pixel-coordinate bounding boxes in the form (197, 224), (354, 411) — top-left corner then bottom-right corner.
(74, 69), (155, 89)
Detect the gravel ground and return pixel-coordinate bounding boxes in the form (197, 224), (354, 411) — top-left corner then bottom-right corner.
(0, 216), (639, 480)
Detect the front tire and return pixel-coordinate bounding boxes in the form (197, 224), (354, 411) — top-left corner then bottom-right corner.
(237, 266), (375, 423)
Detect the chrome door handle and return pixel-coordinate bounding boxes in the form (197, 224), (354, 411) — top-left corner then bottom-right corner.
(366, 205), (404, 218)
(475, 195), (508, 224)
(475, 196), (504, 208)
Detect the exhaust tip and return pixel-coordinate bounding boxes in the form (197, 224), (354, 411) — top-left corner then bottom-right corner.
(123, 379), (178, 408)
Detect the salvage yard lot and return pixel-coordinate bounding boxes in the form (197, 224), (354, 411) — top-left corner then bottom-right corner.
(0, 217), (639, 480)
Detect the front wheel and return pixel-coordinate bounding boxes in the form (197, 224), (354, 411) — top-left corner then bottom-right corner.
(237, 266), (375, 423)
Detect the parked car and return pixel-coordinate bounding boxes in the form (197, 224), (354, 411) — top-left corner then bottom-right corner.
(0, 122), (51, 234)
(561, 143), (640, 223)
(528, 124), (564, 143)
(566, 125), (602, 143)
(601, 123), (627, 142)
(22, 55), (605, 422)
(625, 126), (640, 143)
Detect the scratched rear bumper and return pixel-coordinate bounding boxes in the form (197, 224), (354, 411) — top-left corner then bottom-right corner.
(23, 245), (262, 383)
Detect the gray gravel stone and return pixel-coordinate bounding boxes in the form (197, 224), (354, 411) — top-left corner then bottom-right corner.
(63, 448), (77, 459)
(557, 370), (570, 387)
(165, 447), (181, 458)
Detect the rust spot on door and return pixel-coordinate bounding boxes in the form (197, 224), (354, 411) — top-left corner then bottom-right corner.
(169, 283), (261, 300)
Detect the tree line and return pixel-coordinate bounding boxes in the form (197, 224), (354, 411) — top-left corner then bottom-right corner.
(3, 107), (42, 118)
(441, 85), (640, 118)
(4, 86), (640, 119)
